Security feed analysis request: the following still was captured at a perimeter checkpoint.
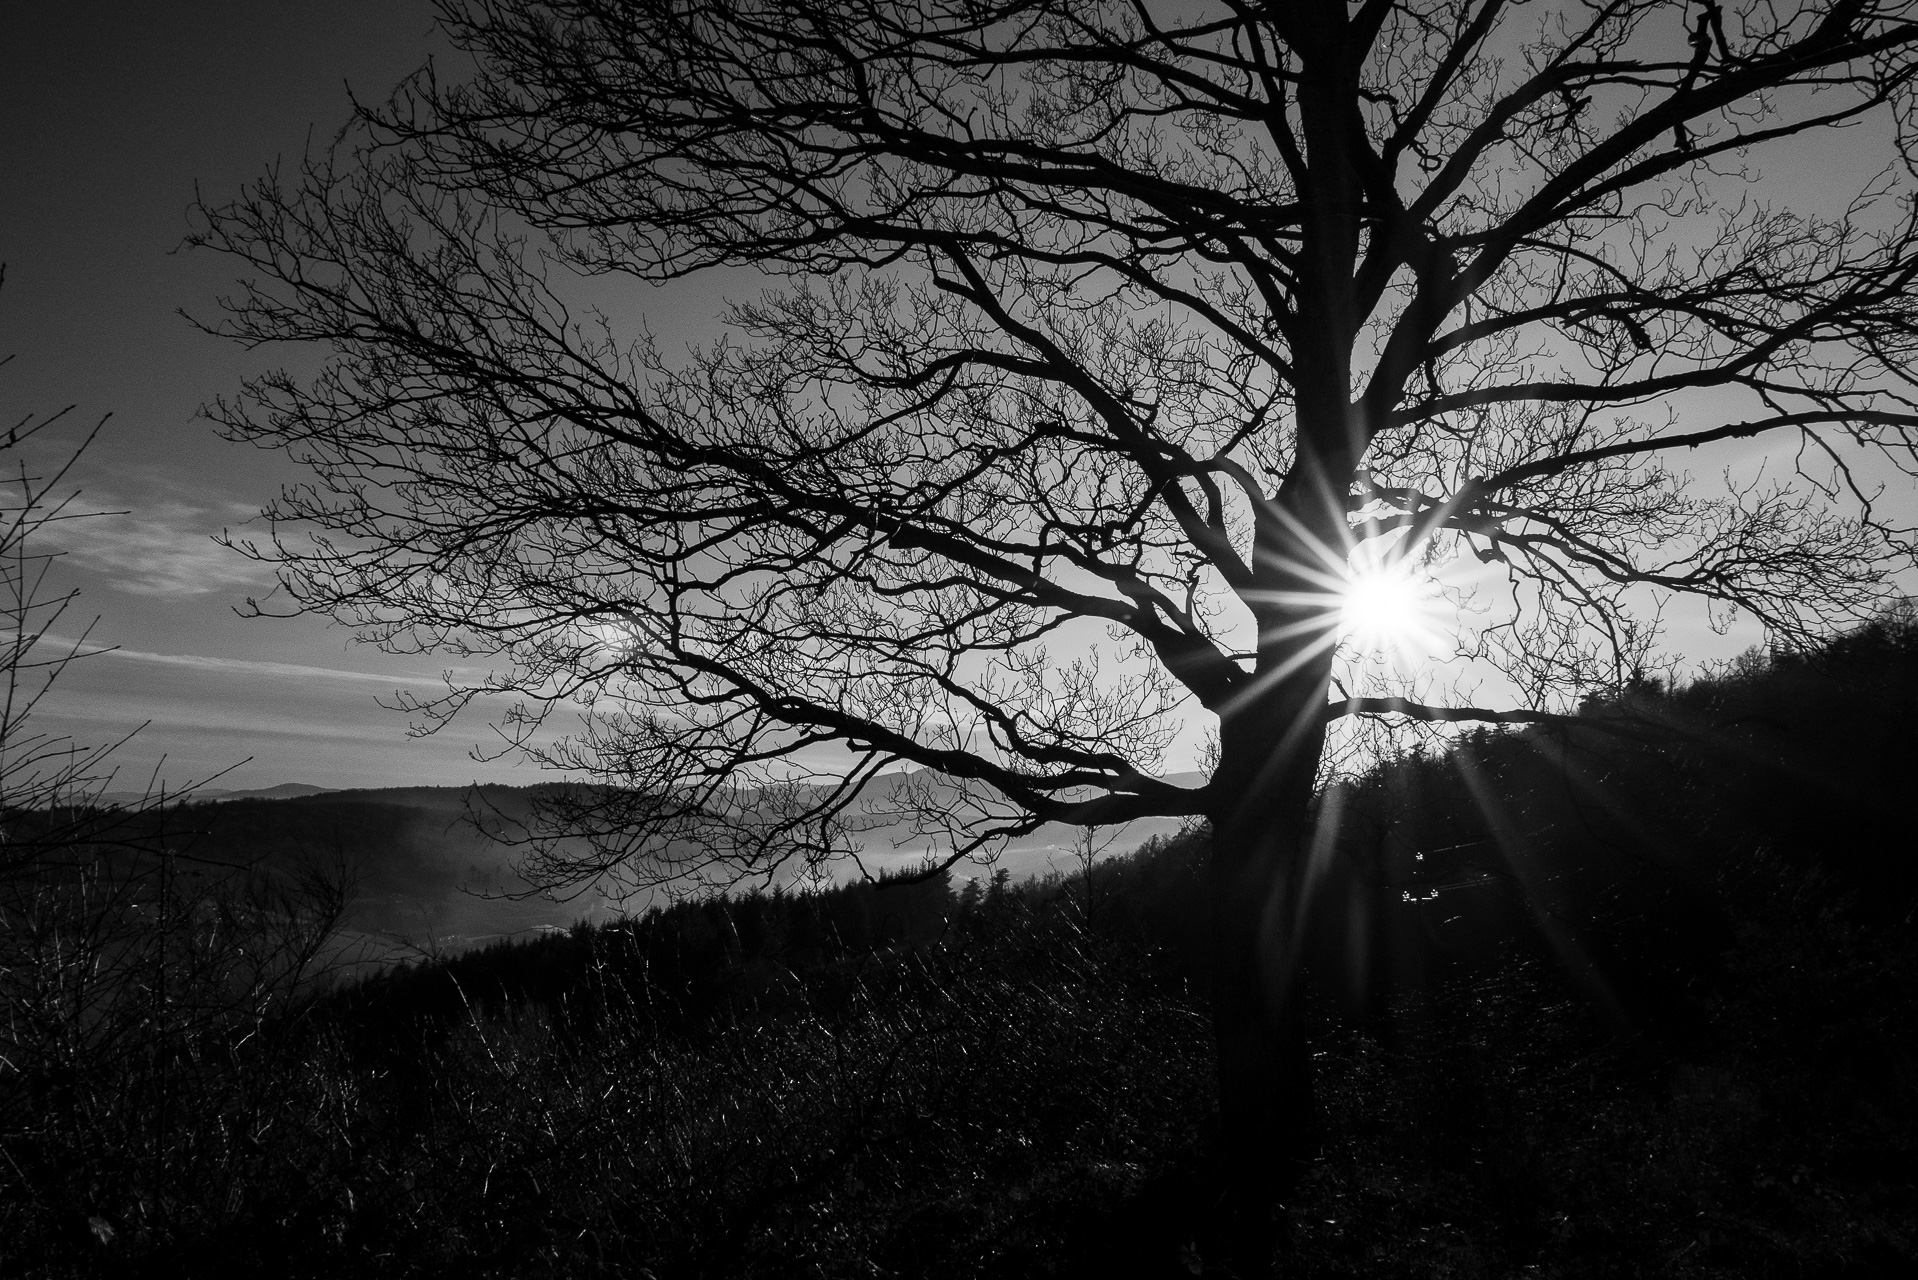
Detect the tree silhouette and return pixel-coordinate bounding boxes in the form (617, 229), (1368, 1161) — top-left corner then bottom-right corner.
(194, 0), (1918, 1252)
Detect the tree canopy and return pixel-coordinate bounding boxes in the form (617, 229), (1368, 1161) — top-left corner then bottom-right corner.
(196, 0), (1918, 883)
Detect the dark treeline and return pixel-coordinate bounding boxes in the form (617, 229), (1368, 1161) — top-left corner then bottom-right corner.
(9, 786), (537, 896)
(5, 615), (1917, 1276)
(342, 861), (983, 1033)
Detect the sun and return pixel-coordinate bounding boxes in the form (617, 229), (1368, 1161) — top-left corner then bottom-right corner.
(1338, 557), (1441, 657)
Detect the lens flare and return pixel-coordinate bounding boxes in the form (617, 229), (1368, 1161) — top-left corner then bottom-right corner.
(1339, 558), (1441, 657)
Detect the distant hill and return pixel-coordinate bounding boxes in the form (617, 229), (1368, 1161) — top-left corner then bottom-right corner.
(217, 782), (339, 802)
(77, 772), (1199, 964)
(97, 781), (339, 806)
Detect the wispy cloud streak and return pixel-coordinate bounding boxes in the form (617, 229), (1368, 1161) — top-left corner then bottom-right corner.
(37, 473), (268, 597)
(35, 636), (456, 689)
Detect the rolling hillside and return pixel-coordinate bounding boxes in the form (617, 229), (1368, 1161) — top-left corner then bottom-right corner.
(123, 772), (1197, 961)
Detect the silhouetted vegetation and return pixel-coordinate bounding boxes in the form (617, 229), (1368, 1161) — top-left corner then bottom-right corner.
(0, 372), (353, 1277)
(8, 611), (1918, 1275)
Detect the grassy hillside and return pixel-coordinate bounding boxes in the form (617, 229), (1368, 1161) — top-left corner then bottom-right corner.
(4, 614), (1916, 1276)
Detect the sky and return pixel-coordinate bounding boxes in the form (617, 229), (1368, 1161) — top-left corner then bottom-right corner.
(0, 2), (572, 793)
(2, 4), (1911, 798)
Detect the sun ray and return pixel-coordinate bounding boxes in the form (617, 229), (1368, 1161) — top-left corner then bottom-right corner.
(1214, 625), (1345, 720)
(1449, 748), (1628, 1021)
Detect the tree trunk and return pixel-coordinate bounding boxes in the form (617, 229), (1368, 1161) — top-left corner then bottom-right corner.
(1204, 687), (1332, 1274)
(1210, 796), (1320, 1184)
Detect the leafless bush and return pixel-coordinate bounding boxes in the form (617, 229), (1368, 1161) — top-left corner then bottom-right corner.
(343, 909), (1211, 1278)
(0, 355), (355, 1271)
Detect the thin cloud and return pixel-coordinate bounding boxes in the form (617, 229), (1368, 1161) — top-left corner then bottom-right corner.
(36, 636), (455, 689)
(47, 493), (269, 596)
(39, 692), (419, 743)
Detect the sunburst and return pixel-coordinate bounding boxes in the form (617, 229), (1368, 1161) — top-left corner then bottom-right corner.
(1338, 553), (1446, 663)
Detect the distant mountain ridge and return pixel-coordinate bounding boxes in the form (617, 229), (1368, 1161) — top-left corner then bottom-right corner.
(212, 782), (340, 802)
(97, 781), (339, 806)
(83, 771), (1199, 963)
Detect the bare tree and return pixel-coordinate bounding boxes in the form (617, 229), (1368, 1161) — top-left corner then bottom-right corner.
(0, 370), (136, 853)
(192, 0), (1918, 1246)
(1064, 824), (1120, 930)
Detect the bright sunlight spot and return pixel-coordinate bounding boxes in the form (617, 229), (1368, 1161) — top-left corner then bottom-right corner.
(1339, 558), (1442, 658)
